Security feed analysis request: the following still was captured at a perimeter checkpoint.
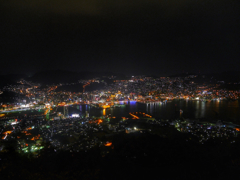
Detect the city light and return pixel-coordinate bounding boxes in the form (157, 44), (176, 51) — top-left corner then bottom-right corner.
(104, 142), (112, 146)
(72, 114), (80, 118)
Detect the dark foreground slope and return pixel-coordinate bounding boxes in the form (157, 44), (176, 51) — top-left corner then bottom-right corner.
(1, 132), (240, 180)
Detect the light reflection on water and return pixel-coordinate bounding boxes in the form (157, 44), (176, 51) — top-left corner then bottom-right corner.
(72, 100), (240, 121)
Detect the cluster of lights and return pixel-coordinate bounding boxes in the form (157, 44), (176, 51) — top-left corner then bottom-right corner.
(2, 131), (12, 139)
(104, 142), (112, 146)
(129, 113), (139, 119)
(144, 113), (152, 118)
(22, 145), (44, 153)
(88, 119), (103, 125)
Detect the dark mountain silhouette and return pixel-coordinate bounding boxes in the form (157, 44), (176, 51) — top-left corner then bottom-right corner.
(28, 70), (128, 85)
(169, 71), (240, 83)
(28, 70), (81, 85)
(0, 74), (26, 89)
(209, 71), (240, 83)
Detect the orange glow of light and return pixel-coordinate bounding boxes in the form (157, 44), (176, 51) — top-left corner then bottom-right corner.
(235, 128), (240, 131)
(104, 142), (112, 146)
(0, 114), (5, 117)
(3, 131), (12, 135)
(58, 102), (66, 106)
(95, 119), (103, 124)
(44, 108), (50, 115)
(145, 114), (152, 118)
(27, 127), (32, 130)
(25, 144), (28, 146)
(103, 108), (106, 116)
(26, 133), (32, 136)
(102, 105), (110, 109)
(31, 135), (40, 140)
(129, 113), (139, 119)
(17, 136), (20, 139)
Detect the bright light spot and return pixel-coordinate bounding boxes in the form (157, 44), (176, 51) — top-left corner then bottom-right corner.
(72, 114), (80, 118)
(104, 142), (112, 146)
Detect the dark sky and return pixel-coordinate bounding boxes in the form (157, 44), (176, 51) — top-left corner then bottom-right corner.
(1, 0), (240, 76)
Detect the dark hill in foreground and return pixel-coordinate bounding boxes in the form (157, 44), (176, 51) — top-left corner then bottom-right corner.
(1, 132), (240, 180)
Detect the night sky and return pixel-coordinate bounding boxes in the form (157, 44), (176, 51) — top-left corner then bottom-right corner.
(1, 0), (240, 76)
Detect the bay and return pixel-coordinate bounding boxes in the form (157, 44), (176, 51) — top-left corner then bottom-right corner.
(68, 100), (240, 123)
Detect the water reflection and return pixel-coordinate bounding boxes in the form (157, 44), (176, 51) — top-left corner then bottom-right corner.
(71, 100), (240, 121)
(119, 101), (124, 105)
(149, 103), (154, 115)
(200, 102), (205, 118)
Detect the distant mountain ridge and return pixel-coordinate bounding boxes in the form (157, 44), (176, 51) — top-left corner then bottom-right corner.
(27, 70), (127, 85)
(169, 71), (240, 83)
(0, 74), (27, 89)
(208, 71), (240, 83)
(1, 70), (240, 88)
